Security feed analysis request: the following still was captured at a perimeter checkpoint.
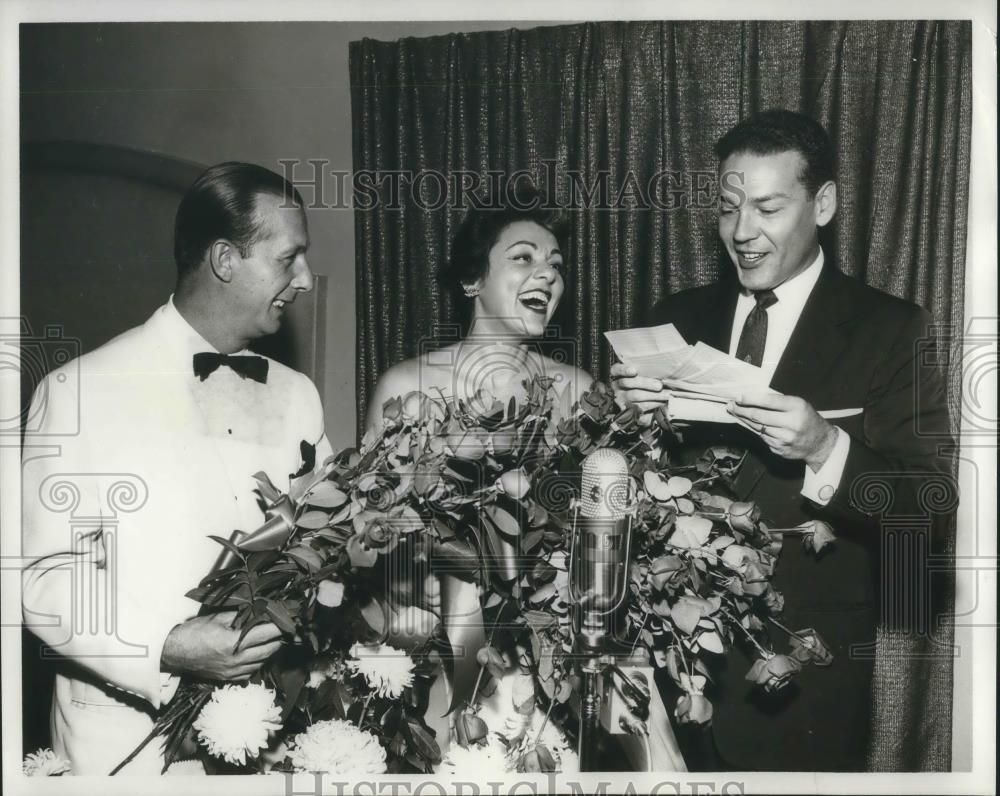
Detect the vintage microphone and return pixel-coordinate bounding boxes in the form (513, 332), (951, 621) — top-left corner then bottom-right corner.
(568, 448), (635, 771)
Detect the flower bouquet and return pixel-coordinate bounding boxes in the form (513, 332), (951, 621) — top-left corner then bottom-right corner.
(115, 377), (834, 776)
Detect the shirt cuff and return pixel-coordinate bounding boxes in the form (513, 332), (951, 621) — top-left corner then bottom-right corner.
(801, 427), (851, 505)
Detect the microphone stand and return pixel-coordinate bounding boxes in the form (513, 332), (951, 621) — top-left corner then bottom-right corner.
(569, 506), (637, 772)
(576, 617), (608, 771)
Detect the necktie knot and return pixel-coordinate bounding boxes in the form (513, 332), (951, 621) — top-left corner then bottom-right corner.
(753, 289), (778, 310)
(192, 352), (269, 383)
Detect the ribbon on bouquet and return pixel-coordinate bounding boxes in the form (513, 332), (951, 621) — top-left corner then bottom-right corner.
(207, 495), (297, 575)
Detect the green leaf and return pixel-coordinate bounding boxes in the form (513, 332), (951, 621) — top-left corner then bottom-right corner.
(197, 564), (245, 588)
(311, 680), (345, 721)
(305, 481), (350, 509)
(233, 613), (270, 652)
(522, 529), (545, 553)
(670, 600), (702, 635)
(522, 609), (556, 631)
(286, 545), (324, 571)
(275, 664), (309, 721)
(485, 504), (521, 538)
(207, 534), (246, 563)
(405, 719), (442, 763)
(360, 597), (388, 639)
(252, 472), (282, 503)
(555, 679), (572, 703)
(253, 569), (294, 594)
(297, 510), (332, 530)
(347, 535), (378, 568)
(265, 600), (298, 635)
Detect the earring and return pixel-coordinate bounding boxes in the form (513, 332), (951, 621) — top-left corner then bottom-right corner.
(463, 285), (480, 297)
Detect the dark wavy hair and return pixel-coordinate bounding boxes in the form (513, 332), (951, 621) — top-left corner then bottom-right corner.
(174, 161), (303, 278)
(441, 182), (570, 331)
(715, 109), (836, 196)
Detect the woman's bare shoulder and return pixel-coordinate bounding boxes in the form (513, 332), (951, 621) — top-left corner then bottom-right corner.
(371, 348), (459, 404)
(542, 357), (596, 402)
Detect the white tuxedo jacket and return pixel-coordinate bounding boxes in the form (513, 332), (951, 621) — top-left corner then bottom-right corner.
(21, 301), (332, 774)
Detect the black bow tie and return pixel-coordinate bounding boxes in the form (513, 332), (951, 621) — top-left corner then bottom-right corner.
(192, 352), (269, 384)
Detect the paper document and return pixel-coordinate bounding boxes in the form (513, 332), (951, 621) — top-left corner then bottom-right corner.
(605, 323), (773, 423)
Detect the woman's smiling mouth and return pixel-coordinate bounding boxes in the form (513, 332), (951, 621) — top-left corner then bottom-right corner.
(517, 289), (551, 313)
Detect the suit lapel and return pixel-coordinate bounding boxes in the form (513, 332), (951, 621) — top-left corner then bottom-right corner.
(713, 263), (855, 502)
(769, 263), (854, 400)
(691, 279), (740, 350)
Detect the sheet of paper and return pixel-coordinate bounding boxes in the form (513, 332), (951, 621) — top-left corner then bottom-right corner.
(604, 323), (689, 358)
(604, 324), (695, 380)
(667, 395), (739, 424)
(606, 324), (772, 394)
(669, 342), (770, 389)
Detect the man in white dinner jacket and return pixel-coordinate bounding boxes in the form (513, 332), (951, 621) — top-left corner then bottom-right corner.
(22, 162), (332, 774)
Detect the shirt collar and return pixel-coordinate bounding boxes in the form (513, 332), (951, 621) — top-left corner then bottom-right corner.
(770, 248), (825, 306)
(163, 294), (224, 357)
(162, 295), (253, 357)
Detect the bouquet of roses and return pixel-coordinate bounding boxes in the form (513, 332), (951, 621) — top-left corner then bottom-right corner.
(114, 377), (834, 776)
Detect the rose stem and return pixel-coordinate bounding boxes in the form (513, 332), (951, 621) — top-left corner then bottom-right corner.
(675, 641), (693, 677)
(662, 542), (739, 572)
(357, 691), (374, 729)
(629, 611), (650, 656)
(533, 685), (558, 746)
(720, 608), (770, 658)
(468, 599), (508, 708)
(765, 616), (809, 644)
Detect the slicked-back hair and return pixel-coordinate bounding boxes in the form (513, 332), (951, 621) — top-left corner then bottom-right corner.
(715, 109), (836, 196)
(174, 161), (303, 278)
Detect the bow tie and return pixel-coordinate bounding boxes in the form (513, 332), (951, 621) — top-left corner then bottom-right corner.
(192, 352), (269, 384)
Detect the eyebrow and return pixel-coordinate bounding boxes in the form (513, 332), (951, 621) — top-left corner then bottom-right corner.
(505, 241), (562, 256)
(280, 243), (309, 256)
(750, 192), (793, 203)
(719, 191), (793, 206)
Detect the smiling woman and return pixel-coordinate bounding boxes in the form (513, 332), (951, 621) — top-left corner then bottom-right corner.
(362, 185), (595, 757)
(366, 184), (594, 437)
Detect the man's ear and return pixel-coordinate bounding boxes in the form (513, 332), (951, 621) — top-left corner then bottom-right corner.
(208, 239), (236, 283)
(814, 181), (837, 228)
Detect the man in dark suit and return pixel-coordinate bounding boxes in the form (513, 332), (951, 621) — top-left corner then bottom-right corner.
(612, 109), (952, 771)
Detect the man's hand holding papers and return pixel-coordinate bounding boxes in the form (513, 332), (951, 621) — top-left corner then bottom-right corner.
(606, 324), (774, 425)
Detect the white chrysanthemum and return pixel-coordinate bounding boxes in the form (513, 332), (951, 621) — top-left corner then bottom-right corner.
(193, 682), (282, 766)
(286, 719), (387, 775)
(439, 733), (512, 776)
(23, 748), (71, 776)
(345, 642), (415, 698)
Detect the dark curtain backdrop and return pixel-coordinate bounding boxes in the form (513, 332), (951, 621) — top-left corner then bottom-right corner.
(349, 20), (971, 771)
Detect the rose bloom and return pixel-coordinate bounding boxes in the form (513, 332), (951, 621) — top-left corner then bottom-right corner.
(745, 653), (802, 693)
(728, 501), (761, 533)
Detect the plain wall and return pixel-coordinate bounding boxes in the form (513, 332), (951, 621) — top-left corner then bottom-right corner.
(20, 20), (559, 450)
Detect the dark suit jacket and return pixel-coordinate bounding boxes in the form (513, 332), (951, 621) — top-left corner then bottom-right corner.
(646, 262), (953, 771)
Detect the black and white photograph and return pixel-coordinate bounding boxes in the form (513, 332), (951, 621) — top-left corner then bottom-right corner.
(1, 2), (995, 794)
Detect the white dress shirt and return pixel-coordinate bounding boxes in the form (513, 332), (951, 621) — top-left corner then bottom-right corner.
(22, 298), (331, 773)
(727, 250), (850, 505)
